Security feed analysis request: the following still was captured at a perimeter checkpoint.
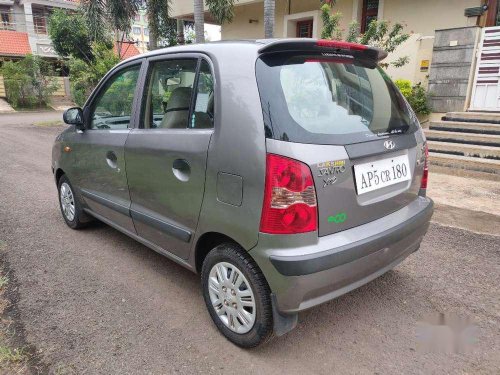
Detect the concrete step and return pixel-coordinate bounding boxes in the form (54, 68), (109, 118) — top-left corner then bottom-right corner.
(425, 130), (500, 147)
(444, 111), (500, 124)
(429, 152), (500, 175)
(0, 98), (15, 113)
(429, 120), (500, 135)
(428, 141), (500, 160)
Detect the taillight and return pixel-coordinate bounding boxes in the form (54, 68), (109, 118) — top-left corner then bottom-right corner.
(420, 143), (429, 189)
(260, 154), (318, 234)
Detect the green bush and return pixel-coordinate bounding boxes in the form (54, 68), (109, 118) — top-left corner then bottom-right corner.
(394, 79), (412, 98)
(2, 54), (58, 108)
(395, 79), (432, 115)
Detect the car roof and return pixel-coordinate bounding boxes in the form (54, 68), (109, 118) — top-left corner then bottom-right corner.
(121, 39), (271, 64)
(118, 38), (387, 69)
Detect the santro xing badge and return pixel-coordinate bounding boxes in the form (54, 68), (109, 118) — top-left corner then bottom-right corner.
(317, 160), (347, 188)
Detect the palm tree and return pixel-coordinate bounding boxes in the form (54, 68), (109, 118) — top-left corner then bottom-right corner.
(193, 0), (205, 43)
(83, 0), (140, 56)
(264, 0), (275, 38)
(146, 0), (172, 50)
(82, 0), (172, 53)
(177, 19), (185, 45)
(193, 0), (236, 44)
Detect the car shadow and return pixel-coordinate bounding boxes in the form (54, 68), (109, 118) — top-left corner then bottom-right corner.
(81, 219), (419, 355)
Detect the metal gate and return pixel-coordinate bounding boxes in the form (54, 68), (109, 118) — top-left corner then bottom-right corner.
(470, 26), (500, 111)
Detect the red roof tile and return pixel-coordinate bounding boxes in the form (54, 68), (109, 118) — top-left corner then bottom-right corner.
(114, 42), (141, 60)
(0, 31), (31, 57)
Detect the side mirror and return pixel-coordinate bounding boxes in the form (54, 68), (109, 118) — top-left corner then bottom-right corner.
(63, 107), (84, 129)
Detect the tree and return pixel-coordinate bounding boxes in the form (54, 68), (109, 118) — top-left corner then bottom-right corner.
(82, 0), (178, 51)
(177, 19), (185, 44)
(320, 4), (342, 40)
(48, 9), (95, 63)
(319, 1), (410, 69)
(193, 0), (239, 43)
(206, 0), (236, 24)
(68, 43), (120, 106)
(193, 0), (205, 43)
(264, 0), (275, 38)
(358, 20), (410, 68)
(82, 0), (140, 57)
(146, 0), (176, 49)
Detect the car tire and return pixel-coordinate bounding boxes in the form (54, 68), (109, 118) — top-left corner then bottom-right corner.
(57, 174), (91, 229)
(201, 243), (273, 348)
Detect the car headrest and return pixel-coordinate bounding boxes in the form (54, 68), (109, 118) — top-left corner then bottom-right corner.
(160, 87), (192, 129)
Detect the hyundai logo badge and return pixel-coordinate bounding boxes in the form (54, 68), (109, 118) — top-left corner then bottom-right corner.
(384, 140), (396, 150)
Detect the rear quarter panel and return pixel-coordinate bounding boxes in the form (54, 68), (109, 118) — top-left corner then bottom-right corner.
(188, 46), (267, 261)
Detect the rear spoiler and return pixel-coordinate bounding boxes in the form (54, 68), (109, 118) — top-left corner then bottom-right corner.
(258, 39), (388, 65)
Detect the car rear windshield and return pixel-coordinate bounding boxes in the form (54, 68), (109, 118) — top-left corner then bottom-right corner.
(256, 53), (419, 145)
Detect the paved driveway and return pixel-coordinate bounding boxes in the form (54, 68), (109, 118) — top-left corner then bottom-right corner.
(0, 113), (499, 374)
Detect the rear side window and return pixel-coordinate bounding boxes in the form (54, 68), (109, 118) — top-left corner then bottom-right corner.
(256, 54), (418, 145)
(141, 58), (214, 129)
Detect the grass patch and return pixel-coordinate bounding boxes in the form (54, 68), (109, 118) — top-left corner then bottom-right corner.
(0, 262), (32, 373)
(0, 346), (26, 364)
(0, 276), (8, 289)
(33, 120), (65, 127)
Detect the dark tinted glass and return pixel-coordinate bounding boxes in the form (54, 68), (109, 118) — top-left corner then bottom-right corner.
(256, 53), (419, 145)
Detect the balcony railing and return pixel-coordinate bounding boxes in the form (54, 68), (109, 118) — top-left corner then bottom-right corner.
(0, 11), (15, 30)
(0, 21), (15, 31)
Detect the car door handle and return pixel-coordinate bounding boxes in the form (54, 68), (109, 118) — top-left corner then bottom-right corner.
(106, 151), (118, 169)
(172, 159), (190, 182)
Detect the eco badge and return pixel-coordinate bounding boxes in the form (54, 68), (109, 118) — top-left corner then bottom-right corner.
(327, 212), (347, 224)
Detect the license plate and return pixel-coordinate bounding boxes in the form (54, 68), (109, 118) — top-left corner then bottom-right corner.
(354, 154), (412, 195)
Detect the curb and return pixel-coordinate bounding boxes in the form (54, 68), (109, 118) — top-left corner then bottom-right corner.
(432, 203), (500, 237)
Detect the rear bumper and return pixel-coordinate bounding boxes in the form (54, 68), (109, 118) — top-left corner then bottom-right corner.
(250, 197), (433, 314)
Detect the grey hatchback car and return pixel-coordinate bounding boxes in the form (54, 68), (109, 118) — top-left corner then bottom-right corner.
(52, 39), (433, 347)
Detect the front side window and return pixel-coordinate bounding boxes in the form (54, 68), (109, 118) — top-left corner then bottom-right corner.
(142, 58), (214, 129)
(90, 65), (140, 130)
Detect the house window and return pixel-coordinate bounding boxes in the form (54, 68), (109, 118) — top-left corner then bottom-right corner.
(0, 6), (14, 30)
(134, 14), (140, 22)
(143, 27), (149, 36)
(133, 26), (141, 35)
(296, 19), (313, 38)
(361, 0), (379, 33)
(33, 7), (49, 34)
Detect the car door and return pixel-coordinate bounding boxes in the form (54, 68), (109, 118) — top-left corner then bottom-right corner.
(125, 56), (214, 259)
(73, 61), (143, 233)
